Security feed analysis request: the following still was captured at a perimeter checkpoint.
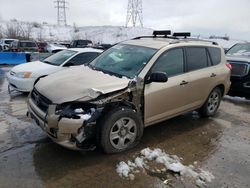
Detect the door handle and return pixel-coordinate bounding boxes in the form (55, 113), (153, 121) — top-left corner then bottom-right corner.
(210, 73), (217, 77)
(180, 80), (189, 86)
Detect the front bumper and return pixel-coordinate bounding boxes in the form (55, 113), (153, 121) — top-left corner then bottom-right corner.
(228, 76), (250, 98)
(27, 96), (97, 150)
(7, 72), (35, 92)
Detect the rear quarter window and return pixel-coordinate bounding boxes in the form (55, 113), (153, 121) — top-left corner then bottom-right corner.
(208, 47), (221, 65)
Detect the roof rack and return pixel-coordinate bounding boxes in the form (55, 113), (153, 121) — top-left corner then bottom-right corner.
(172, 32), (191, 39)
(153, 30), (171, 37)
(133, 30), (192, 40)
(133, 30), (173, 40)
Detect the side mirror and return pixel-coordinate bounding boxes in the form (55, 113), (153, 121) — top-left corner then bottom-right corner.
(147, 72), (168, 83)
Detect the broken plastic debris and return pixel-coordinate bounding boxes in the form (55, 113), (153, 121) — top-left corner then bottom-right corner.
(75, 108), (84, 113)
(78, 114), (91, 120)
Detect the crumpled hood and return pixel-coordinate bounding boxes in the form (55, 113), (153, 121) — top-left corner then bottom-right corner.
(11, 61), (59, 76)
(35, 66), (130, 104)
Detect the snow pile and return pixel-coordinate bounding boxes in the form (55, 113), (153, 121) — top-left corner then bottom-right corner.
(116, 148), (214, 187)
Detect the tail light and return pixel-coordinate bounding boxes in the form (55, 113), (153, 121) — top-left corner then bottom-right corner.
(226, 63), (232, 70)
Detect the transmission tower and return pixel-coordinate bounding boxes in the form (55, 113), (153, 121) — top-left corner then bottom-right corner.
(125, 0), (143, 27)
(54, 0), (68, 26)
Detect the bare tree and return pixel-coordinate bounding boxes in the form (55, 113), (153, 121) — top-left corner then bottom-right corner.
(73, 23), (79, 33)
(4, 21), (23, 39)
(0, 25), (3, 38)
(37, 27), (44, 41)
(22, 22), (33, 40)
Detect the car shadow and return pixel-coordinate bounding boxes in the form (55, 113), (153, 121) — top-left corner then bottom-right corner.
(32, 111), (222, 184)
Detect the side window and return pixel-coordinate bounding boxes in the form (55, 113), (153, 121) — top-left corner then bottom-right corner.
(186, 47), (208, 71)
(67, 52), (100, 66)
(151, 48), (184, 77)
(208, 47), (221, 65)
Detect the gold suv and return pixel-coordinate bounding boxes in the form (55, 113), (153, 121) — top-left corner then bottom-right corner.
(27, 31), (231, 153)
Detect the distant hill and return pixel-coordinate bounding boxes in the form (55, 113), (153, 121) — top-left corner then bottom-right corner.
(0, 20), (153, 44)
(0, 20), (247, 47)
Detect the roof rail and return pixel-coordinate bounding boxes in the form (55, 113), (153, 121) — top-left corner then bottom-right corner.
(178, 38), (219, 45)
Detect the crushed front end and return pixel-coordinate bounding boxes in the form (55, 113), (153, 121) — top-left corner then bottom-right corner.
(27, 89), (103, 150)
(27, 80), (141, 150)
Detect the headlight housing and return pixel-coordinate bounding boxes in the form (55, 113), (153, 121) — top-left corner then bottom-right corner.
(15, 72), (32, 78)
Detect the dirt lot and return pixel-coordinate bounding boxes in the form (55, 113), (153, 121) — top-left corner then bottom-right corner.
(0, 65), (249, 188)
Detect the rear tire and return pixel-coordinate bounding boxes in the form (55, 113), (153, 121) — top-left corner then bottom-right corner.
(199, 87), (222, 117)
(98, 107), (143, 154)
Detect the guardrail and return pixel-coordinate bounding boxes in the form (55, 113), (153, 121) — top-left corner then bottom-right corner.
(0, 52), (52, 65)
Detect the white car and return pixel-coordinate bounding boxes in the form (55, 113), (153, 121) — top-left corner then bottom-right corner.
(7, 48), (103, 92)
(0, 38), (15, 51)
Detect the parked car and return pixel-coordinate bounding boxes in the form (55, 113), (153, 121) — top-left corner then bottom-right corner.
(7, 48), (103, 92)
(0, 38), (15, 51)
(10, 40), (39, 52)
(36, 42), (48, 52)
(45, 43), (67, 53)
(69, 40), (93, 48)
(27, 31), (231, 153)
(226, 43), (250, 99)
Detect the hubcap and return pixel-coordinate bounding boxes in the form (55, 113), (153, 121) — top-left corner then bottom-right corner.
(207, 91), (220, 113)
(109, 117), (137, 150)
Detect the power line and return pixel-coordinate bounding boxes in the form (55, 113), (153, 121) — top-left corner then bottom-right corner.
(125, 0), (143, 27)
(54, 0), (68, 26)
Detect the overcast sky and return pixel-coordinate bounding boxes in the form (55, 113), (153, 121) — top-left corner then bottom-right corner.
(0, 0), (250, 40)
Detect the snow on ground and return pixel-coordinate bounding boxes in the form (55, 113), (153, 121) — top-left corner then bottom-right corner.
(224, 95), (250, 103)
(116, 148), (214, 187)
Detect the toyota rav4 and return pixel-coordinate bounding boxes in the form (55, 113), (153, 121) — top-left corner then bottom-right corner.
(27, 31), (231, 153)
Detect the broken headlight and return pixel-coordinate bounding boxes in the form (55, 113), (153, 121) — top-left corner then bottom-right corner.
(55, 102), (97, 121)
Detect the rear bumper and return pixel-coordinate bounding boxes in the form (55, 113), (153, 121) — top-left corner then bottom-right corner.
(7, 72), (35, 92)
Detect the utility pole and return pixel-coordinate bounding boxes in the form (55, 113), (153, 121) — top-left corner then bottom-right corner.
(54, 0), (68, 26)
(125, 0), (143, 27)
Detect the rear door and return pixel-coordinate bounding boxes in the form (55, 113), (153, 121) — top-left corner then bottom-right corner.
(183, 46), (218, 106)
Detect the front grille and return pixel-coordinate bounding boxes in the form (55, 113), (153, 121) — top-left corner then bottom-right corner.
(229, 61), (250, 77)
(31, 88), (52, 113)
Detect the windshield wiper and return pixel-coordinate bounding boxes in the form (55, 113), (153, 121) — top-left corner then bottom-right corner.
(88, 64), (123, 78)
(43, 60), (53, 65)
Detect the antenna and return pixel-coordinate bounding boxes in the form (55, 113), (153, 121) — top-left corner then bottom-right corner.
(54, 0), (68, 26)
(125, 0), (143, 27)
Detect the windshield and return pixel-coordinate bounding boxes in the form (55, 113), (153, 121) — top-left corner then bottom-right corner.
(5, 40), (14, 44)
(42, 50), (77, 66)
(89, 44), (157, 78)
(227, 43), (250, 56)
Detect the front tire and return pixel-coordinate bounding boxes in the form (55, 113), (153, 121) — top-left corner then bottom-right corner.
(98, 107), (143, 154)
(199, 87), (222, 117)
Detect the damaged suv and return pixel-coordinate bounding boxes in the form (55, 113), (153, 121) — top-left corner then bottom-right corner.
(27, 31), (231, 153)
